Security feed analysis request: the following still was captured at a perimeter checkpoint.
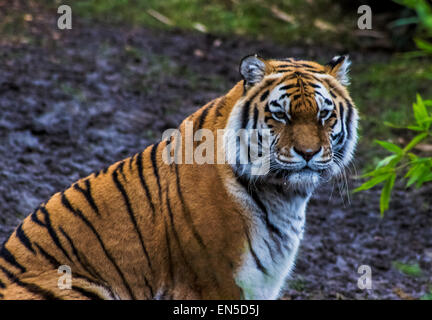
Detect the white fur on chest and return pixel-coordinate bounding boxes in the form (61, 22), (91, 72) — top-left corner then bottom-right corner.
(233, 187), (310, 300)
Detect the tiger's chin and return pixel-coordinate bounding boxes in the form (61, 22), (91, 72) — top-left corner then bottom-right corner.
(264, 167), (334, 195)
(285, 169), (321, 191)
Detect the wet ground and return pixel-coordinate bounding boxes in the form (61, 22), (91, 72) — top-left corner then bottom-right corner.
(0, 5), (431, 299)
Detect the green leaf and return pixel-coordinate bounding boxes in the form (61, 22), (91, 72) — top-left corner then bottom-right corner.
(403, 132), (429, 152)
(361, 166), (394, 178)
(354, 172), (393, 192)
(393, 261), (422, 277)
(406, 164), (425, 187)
(406, 125), (426, 131)
(407, 152), (418, 161)
(376, 154), (401, 169)
(415, 38), (432, 54)
(389, 16), (419, 27)
(384, 121), (405, 129)
(380, 173), (396, 215)
(415, 164), (432, 188)
(418, 116), (432, 125)
(375, 140), (403, 154)
(413, 94), (429, 129)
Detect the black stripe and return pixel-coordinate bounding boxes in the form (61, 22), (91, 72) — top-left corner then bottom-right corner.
(71, 285), (104, 300)
(252, 104), (259, 130)
(0, 265), (60, 300)
(0, 246), (26, 273)
(128, 155), (134, 171)
(275, 64), (295, 68)
(279, 93), (289, 100)
(269, 100), (282, 109)
(34, 242), (61, 268)
(0, 278), (5, 288)
(58, 226), (106, 285)
(337, 100), (354, 160)
(279, 84), (296, 91)
(236, 176), (284, 254)
(61, 193), (136, 299)
(165, 188), (201, 289)
(260, 90), (269, 101)
(30, 208), (46, 227)
(16, 224), (36, 255)
(263, 238), (276, 262)
(245, 231), (268, 275)
(150, 143), (162, 204)
(39, 206), (72, 262)
(326, 55), (345, 69)
(250, 188), (285, 241)
(112, 169), (154, 296)
(73, 180), (101, 216)
(241, 97), (254, 129)
(214, 97), (225, 117)
(345, 100), (354, 141)
(304, 68), (325, 74)
(172, 165), (221, 295)
(291, 94), (301, 101)
(174, 164), (206, 249)
(136, 151), (156, 219)
(337, 102), (346, 146)
(241, 81), (275, 129)
(112, 167), (153, 271)
(163, 220), (175, 285)
(117, 161), (127, 181)
(196, 102), (214, 130)
(241, 90), (260, 129)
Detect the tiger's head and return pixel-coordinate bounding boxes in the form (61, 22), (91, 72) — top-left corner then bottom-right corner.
(226, 55), (359, 193)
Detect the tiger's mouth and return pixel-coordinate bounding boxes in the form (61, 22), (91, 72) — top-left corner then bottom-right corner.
(273, 154), (331, 173)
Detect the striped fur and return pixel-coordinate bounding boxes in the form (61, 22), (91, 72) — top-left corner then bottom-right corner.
(0, 55), (358, 300)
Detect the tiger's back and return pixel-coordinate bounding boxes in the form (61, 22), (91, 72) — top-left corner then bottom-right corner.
(0, 138), (249, 299)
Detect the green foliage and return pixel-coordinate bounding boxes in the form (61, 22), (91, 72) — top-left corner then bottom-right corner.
(355, 0), (432, 216)
(45, 0), (354, 45)
(354, 94), (432, 215)
(394, 0), (432, 55)
(392, 261), (423, 277)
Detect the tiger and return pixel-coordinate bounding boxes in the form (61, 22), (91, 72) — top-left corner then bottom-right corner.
(0, 54), (358, 300)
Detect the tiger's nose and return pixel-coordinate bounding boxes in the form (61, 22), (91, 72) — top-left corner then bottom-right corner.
(293, 147), (321, 162)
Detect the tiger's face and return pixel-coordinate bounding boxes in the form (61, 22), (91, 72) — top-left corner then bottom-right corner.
(232, 55), (358, 191)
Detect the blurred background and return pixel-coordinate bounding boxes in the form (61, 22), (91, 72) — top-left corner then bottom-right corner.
(0, 0), (431, 299)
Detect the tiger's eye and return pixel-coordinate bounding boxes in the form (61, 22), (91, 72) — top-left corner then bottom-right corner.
(320, 110), (330, 119)
(274, 112), (286, 119)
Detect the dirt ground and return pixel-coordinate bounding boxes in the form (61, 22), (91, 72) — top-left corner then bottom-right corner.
(0, 7), (431, 300)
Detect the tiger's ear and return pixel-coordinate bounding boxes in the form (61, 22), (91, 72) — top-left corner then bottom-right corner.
(324, 55), (351, 86)
(240, 54), (268, 87)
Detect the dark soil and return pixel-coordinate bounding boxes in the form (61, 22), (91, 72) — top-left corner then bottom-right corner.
(0, 4), (431, 300)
